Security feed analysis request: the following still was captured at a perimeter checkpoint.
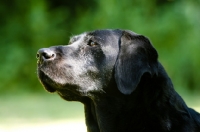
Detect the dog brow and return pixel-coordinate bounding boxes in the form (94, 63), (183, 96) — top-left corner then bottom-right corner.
(69, 35), (81, 44)
(85, 32), (104, 43)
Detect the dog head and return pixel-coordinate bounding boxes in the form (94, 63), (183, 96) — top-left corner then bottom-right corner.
(37, 29), (158, 100)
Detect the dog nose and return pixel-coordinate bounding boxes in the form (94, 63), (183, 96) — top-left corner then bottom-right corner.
(37, 48), (56, 61)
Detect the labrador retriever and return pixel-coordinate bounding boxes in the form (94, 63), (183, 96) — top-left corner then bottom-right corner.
(36, 29), (200, 132)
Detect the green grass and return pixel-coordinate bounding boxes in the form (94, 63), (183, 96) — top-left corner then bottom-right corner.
(0, 93), (86, 132)
(0, 93), (84, 123)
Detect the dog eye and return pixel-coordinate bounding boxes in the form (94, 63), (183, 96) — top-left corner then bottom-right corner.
(88, 40), (98, 47)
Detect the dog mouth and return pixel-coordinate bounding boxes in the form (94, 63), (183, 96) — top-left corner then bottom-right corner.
(37, 69), (83, 101)
(37, 70), (57, 93)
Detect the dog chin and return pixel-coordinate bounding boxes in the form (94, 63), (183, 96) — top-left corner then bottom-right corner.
(38, 70), (57, 93)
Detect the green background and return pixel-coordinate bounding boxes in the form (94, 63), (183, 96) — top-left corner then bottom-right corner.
(0, 0), (200, 131)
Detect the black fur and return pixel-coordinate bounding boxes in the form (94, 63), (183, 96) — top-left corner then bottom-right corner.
(37, 29), (200, 132)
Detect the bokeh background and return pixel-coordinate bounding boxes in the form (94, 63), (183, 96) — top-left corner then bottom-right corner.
(1, 0), (200, 131)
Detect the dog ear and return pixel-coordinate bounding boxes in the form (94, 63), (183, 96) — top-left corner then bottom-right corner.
(115, 30), (158, 95)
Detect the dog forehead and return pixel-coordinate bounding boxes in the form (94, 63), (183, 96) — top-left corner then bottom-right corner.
(89, 29), (122, 39)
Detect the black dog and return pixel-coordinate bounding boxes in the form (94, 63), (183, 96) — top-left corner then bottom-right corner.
(37, 29), (200, 132)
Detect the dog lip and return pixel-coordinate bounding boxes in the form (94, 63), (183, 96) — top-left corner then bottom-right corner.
(42, 81), (57, 93)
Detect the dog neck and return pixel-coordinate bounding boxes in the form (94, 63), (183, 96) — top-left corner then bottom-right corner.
(83, 95), (128, 132)
(82, 65), (192, 132)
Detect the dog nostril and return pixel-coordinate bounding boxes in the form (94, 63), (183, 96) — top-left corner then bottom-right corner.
(37, 48), (56, 61)
(42, 52), (55, 59)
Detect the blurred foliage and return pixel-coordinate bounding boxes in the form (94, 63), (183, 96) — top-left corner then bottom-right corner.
(0, 0), (200, 95)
